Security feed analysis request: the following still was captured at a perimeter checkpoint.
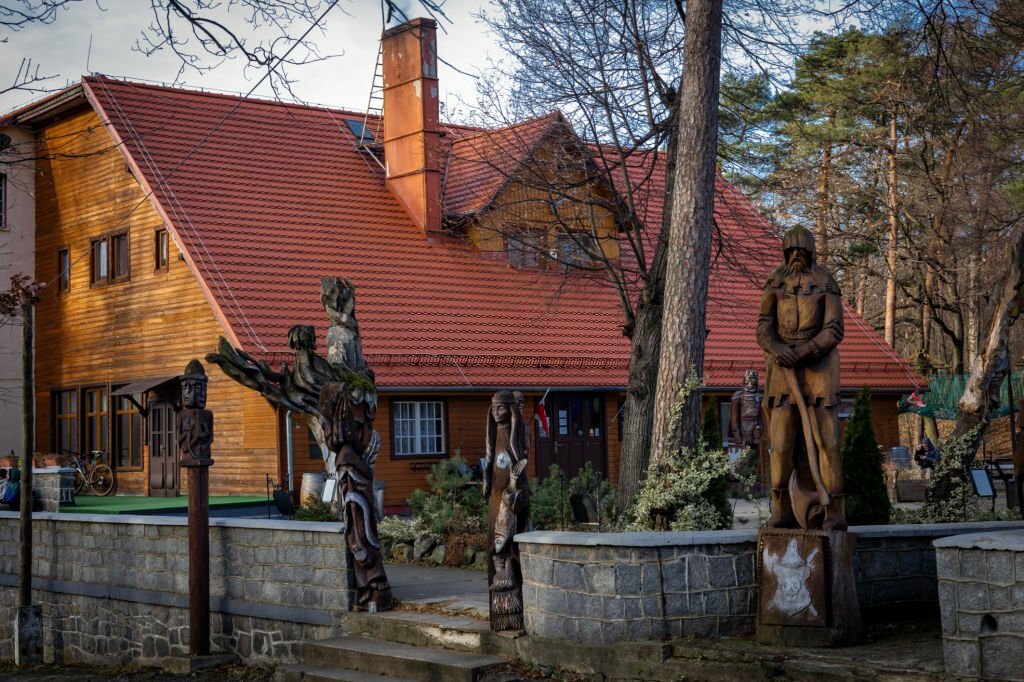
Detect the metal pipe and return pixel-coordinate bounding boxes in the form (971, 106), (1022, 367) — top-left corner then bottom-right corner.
(285, 410), (294, 492)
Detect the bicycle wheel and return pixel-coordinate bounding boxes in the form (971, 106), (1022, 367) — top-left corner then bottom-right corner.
(89, 465), (115, 497)
(73, 468), (86, 495)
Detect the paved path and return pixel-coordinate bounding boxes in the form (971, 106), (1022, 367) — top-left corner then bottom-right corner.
(387, 563), (490, 618)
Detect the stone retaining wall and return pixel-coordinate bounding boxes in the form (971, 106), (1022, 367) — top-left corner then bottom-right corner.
(934, 530), (1024, 681)
(517, 521), (1024, 644)
(0, 512), (348, 666)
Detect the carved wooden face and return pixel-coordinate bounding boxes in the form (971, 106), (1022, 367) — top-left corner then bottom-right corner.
(743, 370), (759, 392)
(491, 402), (511, 425)
(181, 378), (207, 410)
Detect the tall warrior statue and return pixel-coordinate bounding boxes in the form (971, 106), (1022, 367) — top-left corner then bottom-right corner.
(482, 390), (530, 631)
(756, 226), (846, 531)
(729, 369), (763, 449)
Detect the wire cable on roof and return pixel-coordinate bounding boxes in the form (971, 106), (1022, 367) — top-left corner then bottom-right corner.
(43, 0), (344, 352)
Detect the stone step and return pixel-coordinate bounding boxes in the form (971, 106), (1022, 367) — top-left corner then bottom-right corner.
(275, 662), (419, 682)
(344, 610), (522, 658)
(302, 635), (506, 682)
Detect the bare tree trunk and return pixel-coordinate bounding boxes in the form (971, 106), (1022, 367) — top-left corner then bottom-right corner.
(954, 232), (1024, 452)
(617, 110), (677, 505)
(650, 0), (723, 466)
(816, 142), (832, 264)
(884, 111), (899, 347)
(856, 254), (868, 316)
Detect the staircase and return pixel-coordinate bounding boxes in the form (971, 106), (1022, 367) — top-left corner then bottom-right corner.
(275, 610), (516, 682)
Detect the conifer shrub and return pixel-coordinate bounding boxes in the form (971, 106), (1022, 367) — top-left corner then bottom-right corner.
(530, 463), (572, 530)
(408, 455), (485, 536)
(841, 387), (892, 525)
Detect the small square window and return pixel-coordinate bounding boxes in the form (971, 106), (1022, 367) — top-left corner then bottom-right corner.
(391, 399), (446, 457)
(507, 231), (542, 268)
(57, 248), (70, 292)
(155, 229), (169, 270)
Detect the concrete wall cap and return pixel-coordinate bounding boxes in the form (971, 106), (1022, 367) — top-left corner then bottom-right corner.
(0, 510), (342, 533)
(932, 529), (1024, 551)
(853, 520), (1024, 539)
(514, 529), (759, 547)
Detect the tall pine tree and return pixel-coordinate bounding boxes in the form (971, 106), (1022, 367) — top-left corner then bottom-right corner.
(841, 387), (892, 525)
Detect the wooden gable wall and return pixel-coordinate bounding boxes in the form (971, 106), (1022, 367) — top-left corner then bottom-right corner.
(467, 138), (621, 262)
(33, 107), (279, 495)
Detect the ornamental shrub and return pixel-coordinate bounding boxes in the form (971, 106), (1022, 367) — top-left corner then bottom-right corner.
(840, 387), (891, 525)
(408, 455), (485, 536)
(922, 426), (982, 523)
(629, 375), (734, 531)
(530, 463), (572, 530)
(701, 401), (733, 526)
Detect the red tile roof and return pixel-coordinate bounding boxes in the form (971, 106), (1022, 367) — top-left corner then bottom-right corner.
(81, 75), (920, 392)
(443, 112), (562, 217)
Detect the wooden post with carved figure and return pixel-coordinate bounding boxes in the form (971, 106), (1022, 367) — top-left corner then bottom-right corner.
(482, 390), (531, 631)
(754, 226), (862, 646)
(178, 359), (214, 656)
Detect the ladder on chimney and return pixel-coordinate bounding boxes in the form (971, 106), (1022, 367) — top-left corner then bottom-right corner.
(359, 41), (386, 171)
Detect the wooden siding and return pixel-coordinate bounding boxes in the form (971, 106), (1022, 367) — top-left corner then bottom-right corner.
(467, 138), (621, 263)
(33, 107), (278, 496)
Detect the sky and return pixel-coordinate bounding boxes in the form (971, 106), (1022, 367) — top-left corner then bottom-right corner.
(0, 0), (495, 118)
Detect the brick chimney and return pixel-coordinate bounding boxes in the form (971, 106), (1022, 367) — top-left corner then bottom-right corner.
(381, 17), (441, 235)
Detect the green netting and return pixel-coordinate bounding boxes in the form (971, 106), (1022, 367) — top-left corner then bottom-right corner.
(898, 371), (1024, 420)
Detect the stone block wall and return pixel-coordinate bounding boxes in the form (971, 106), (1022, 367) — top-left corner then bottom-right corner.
(520, 531), (757, 644)
(518, 521), (1024, 645)
(33, 468), (76, 511)
(0, 512), (348, 666)
(934, 530), (1024, 681)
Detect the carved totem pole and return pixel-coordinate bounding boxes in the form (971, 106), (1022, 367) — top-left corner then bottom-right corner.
(754, 226), (861, 646)
(177, 359), (214, 656)
(207, 277), (392, 612)
(482, 390), (531, 631)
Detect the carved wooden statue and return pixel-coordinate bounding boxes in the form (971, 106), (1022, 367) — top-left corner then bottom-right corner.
(756, 226), (846, 531)
(178, 359), (213, 467)
(482, 390), (530, 631)
(729, 369), (763, 448)
(207, 277), (392, 612)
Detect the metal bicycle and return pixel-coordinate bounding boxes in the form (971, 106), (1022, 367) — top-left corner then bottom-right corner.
(60, 449), (116, 497)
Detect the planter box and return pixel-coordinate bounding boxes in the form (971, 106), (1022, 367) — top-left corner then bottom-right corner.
(895, 479), (927, 502)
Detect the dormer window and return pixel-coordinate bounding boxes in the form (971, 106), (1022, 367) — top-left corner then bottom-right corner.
(557, 232), (596, 269)
(506, 231), (542, 268)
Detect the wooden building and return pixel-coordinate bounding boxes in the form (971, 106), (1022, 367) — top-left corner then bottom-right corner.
(2, 19), (919, 508)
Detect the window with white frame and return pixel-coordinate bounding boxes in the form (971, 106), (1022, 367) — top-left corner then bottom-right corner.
(392, 399), (446, 456)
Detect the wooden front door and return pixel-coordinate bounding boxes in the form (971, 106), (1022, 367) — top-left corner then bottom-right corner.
(148, 401), (178, 496)
(535, 393), (607, 480)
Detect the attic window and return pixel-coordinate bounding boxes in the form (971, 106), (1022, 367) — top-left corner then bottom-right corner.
(344, 119), (376, 145)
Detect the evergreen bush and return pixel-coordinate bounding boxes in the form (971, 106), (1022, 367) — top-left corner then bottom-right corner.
(408, 455), (485, 536)
(840, 387), (892, 525)
(629, 375), (734, 531)
(530, 463), (572, 530)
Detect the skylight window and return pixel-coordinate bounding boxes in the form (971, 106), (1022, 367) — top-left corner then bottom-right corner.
(344, 119), (375, 144)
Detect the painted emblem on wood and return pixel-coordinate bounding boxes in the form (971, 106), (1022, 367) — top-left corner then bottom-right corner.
(758, 532), (827, 627)
(763, 539), (818, 618)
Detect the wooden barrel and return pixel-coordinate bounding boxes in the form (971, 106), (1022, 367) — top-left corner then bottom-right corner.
(299, 471), (325, 504)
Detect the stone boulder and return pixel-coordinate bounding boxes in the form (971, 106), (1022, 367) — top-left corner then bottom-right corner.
(413, 534), (438, 561)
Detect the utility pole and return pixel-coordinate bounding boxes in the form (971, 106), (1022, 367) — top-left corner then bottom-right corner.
(16, 283), (42, 665)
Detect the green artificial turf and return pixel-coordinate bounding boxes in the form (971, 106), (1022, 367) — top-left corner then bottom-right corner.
(62, 495), (266, 514)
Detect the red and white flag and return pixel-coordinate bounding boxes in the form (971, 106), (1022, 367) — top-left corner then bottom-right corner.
(907, 389), (927, 408)
(534, 394), (550, 437)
